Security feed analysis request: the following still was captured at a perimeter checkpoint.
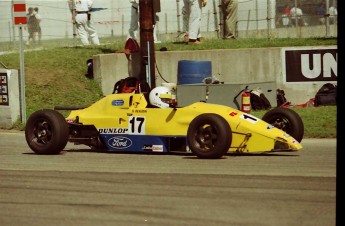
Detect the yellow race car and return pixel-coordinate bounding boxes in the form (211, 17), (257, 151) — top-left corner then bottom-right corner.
(25, 87), (303, 159)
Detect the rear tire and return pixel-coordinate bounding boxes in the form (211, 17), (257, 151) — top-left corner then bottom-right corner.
(262, 108), (304, 142)
(25, 109), (69, 154)
(187, 114), (232, 159)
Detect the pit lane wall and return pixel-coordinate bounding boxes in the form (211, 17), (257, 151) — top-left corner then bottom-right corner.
(93, 45), (337, 107)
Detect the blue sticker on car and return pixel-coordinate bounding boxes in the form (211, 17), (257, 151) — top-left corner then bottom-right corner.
(112, 99), (124, 106)
(108, 136), (132, 149)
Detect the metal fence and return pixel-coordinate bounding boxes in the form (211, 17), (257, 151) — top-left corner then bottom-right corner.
(0, 0), (338, 50)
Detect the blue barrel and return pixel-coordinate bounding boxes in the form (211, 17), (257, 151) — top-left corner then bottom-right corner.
(177, 60), (212, 84)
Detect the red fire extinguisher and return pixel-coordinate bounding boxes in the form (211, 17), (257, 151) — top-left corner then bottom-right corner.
(234, 86), (251, 113)
(241, 90), (251, 113)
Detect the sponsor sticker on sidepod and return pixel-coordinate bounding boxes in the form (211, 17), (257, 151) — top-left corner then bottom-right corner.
(99, 128), (128, 134)
(112, 99), (124, 106)
(240, 113), (259, 124)
(108, 136), (132, 149)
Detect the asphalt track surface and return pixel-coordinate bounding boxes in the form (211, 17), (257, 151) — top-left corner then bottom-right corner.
(0, 130), (337, 226)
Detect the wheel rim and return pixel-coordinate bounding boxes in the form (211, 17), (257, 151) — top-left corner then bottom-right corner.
(32, 119), (53, 145)
(269, 115), (292, 134)
(195, 125), (217, 152)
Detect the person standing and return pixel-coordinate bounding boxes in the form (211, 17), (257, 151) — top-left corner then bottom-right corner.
(290, 3), (307, 26)
(281, 3), (291, 27)
(33, 7), (42, 44)
(329, 3), (337, 24)
(221, 0), (238, 39)
(127, 1), (160, 43)
(26, 7), (39, 45)
(68, 0), (100, 45)
(128, 0), (139, 40)
(182, 5), (189, 37)
(178, 4), (203, 41)
(153, 13), (161, 43)
(316, 3), (326, 25)
(183, 0), (204, 45)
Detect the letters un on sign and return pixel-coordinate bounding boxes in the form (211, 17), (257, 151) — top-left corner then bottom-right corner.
(282, 47), (337, 83)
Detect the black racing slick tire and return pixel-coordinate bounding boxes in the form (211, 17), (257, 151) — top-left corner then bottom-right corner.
(262, 107), (304, 142)
(187, 114), (232, 159)
(25, 109), (69, 155)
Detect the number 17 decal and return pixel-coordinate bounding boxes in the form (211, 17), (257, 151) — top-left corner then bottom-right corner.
(128, 116), (146, 134)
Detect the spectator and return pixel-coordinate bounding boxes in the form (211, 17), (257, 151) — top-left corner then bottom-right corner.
(290, 4), (307, 26)
(153, 14), (161, 43)
(329, 3), (337, 24)
(179, 4), (203, 41)
(127, 0), (161, 43)
(128, 0), (139, 40)
(316, 3), (326, 25)
(281, 3), (291, 26)
(68, 0), (100, 46)
(221, 0), (238, 39)
(177, 5), (189, 40)
(33, 7), (42, 44)
(182, 5), (188, 35)
(26, 7), (40, 45)
(183, 0), (205, 45)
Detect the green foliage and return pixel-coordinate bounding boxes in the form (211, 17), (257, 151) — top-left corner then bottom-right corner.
(154, 37), (337, 51)
(293, 106), (337, 138)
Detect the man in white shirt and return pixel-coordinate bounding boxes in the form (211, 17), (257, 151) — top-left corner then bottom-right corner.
(329, 4), (337, 24)
(68, 0), (100, 45)
(290, 4), (307, 26)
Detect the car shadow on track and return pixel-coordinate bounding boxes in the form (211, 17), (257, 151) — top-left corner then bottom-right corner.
(22, 145), (299, 158)
(23, 148), (297, 159)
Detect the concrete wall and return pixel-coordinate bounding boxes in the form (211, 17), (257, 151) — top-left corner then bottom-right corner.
(0, 69), (20, 128)
(93, 45), (337, 106)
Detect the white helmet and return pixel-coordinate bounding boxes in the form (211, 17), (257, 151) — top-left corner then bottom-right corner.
(149, 86), (172, 108)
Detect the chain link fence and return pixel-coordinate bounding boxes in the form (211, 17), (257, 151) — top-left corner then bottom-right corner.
(0, 0), (337, 52)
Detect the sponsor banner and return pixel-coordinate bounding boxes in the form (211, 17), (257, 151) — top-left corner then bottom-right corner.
(282, 46), (337, 83)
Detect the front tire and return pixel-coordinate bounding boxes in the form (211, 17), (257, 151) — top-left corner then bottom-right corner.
(262, 108), (304, 142)
(25, 109), (69, 154)
(187, 114), (232, 159)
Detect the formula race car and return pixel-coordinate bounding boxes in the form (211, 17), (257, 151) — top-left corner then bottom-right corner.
(25, 86), (304, 159)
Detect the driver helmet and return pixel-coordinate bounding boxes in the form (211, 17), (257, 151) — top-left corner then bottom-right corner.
(149, 86), (172, 108)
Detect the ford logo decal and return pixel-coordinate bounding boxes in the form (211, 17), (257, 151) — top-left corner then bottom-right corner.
(112, 99), (124, 106)
(108, 136), (132, 149)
